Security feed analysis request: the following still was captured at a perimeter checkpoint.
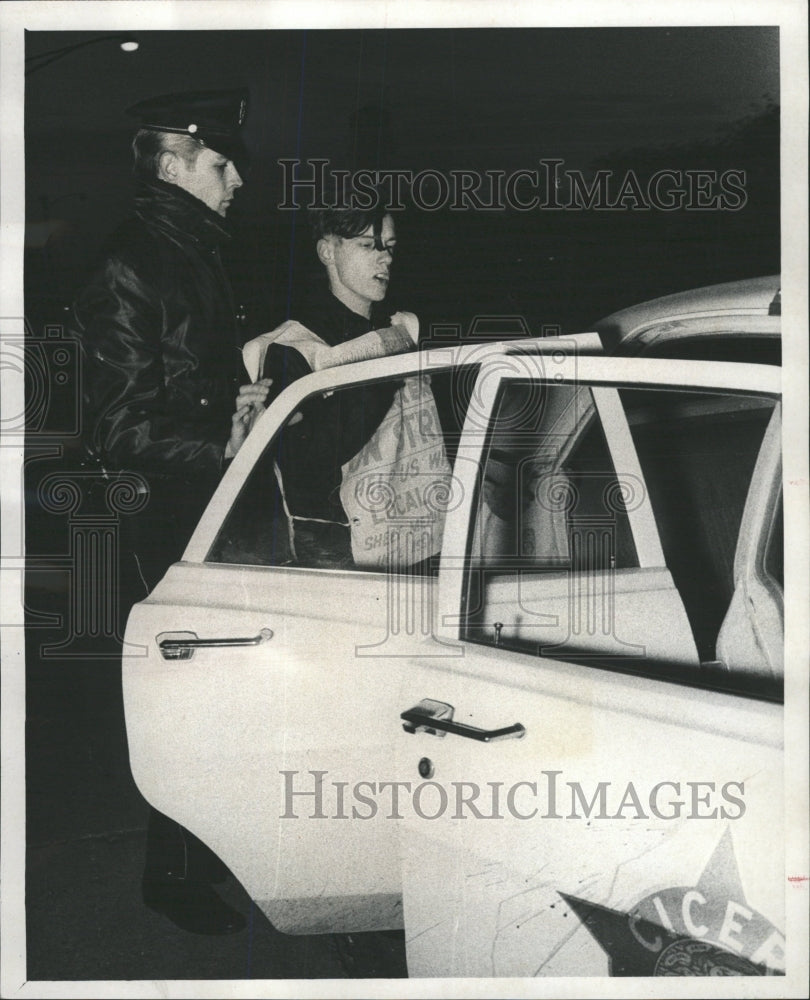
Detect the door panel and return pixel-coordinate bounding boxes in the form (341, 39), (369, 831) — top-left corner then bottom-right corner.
(466, 566), (698, 665)
(396, 646), (782, 977)
(124, 561), (412, 933)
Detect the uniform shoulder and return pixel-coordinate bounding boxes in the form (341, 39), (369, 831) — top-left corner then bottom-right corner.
(84, 215), (177, 299)
(97, 214), (164, 269)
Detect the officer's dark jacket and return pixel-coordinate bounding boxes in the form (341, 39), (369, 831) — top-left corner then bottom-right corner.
(73, 177), (244, 492)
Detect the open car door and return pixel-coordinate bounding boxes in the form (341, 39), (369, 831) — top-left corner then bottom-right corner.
(396, 355), (784, 978)
(121, 338), (598, 935)
(121, 349), (454, 935)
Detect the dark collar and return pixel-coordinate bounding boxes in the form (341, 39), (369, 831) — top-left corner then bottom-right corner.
(296, 285), (391, 346)
(133, 177), (232, 248)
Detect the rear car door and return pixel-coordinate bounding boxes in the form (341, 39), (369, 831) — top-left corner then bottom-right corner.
(122, 351), (452, 935)
(121, 340), (571, 935)
(397, 355), (784, 978)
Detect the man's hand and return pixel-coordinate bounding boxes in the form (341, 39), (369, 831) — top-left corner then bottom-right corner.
(224, 378), (272, 459)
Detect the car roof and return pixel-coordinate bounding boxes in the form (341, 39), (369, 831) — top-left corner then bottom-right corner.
(594, 275), (781, 356)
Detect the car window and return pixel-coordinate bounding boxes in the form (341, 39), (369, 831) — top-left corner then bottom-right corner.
(467, 382), (638, 572)
(621, 388), (776, 664)
(460, 379), (780, 694)
(207, 367), (477, 573)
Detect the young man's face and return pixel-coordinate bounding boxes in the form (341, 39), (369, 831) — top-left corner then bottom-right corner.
(321, 215), (397, 318)
(174, 147), (243, 217)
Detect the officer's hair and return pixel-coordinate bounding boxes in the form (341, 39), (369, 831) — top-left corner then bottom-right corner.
(309, 204), (391, 243)
(131, 129), (203, 181)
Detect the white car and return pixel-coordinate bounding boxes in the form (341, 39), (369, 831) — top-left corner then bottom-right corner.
(123, 276), (784, 978)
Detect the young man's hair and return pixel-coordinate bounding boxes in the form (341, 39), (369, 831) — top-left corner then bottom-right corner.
(309, 204), (391, 244)
(131, 129), (204, 181)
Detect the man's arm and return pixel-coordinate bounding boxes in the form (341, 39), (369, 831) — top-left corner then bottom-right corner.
(260, 342), (314, 408)
(262, 340), (398, 467)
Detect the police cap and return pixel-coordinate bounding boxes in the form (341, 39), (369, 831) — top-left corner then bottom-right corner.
(126, 88), (250, 172)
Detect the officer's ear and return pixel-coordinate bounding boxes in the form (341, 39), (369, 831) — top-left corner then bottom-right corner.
(316, 237), (335, 268)
(157, 150), (181, 184)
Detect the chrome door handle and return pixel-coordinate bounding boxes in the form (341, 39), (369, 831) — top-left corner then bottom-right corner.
(401, 698), (525, 742)
(158, 627), (273, 660)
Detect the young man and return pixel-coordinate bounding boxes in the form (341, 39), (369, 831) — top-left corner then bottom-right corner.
(261, 206), (413, 567)
(72, 89), (269, 935)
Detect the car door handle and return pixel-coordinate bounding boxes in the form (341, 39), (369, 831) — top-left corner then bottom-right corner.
(158, 627), (273, 660)
(401, 699), (526, 742)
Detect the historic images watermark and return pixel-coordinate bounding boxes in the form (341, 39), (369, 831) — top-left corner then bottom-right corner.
(277, 158), (748, 212)
(4, 316), (149, 656)
(279, 769), (747, 821)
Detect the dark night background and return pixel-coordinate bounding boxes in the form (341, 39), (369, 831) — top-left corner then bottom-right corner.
(25, 27), (780, 341)
(21, 25), (780, 982)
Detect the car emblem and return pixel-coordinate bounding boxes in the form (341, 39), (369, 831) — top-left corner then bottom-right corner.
(560, 829), (784, 976)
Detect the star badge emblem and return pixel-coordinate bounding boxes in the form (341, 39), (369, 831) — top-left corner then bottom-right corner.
(561, 829), (784, 976)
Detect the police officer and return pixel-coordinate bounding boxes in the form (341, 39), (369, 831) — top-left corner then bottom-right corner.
(73, 89), (269, 934)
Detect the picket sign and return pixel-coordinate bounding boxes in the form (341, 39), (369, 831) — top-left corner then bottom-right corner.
(242, 316), (452, 568)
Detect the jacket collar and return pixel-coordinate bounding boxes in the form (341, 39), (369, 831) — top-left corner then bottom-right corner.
(296, 284), (391, 346)
(134, 177), (232, 248)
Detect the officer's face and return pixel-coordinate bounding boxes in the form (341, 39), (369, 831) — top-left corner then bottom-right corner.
(321, 215), (397, 318)
(175, 148), (243, 216)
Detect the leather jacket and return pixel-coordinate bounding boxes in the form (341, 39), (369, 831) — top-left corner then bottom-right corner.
(73, 178), (244, 491)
